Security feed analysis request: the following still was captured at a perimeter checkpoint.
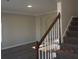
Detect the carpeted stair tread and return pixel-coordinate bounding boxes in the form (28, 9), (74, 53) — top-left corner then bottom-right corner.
(61, 17), (78, 58)
(69, 26), (78, 31)
(56, 51), (78, 59)
(71, 21), (78, 26)
(63, 37), (78, 44)
(66, 31), (78, 37)
(64, 39), (78, 45)
(72, 18), (78, 21)
(61, 43), (78, 54)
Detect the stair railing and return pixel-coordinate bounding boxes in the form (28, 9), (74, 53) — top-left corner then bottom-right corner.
(36, 13), (61, 59)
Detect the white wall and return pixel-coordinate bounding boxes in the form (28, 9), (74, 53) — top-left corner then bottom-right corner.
(40, 13), (57, 38)
(2, 12), (56, 49)
(35, 16), (41, 41)
(61, 0), (78, 34)
(35, 12), (57, 41)
(2, 13), (36, 49)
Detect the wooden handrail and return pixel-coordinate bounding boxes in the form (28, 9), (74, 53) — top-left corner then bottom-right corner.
(38, 13), (60, 47)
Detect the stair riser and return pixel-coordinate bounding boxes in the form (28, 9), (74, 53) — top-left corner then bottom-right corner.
(64, 40), (78, 45)
(66, 31), (78, 37)
(72, 18), (78, 21)
(70, 26), (78, 29)
(71, 22), (78, 26)
(69, 26), (78, 31)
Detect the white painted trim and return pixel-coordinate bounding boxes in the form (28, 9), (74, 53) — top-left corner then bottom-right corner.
(62, 16), (78, 38)
(2, 10), (57, 16)
(1, 40), (37, 50)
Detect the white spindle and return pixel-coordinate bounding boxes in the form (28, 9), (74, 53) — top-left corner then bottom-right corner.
(42, 43), (44, 59)
(49, 31), (52, 59)
(47, 35), (49, 59)
(55, 22), (57, 39)
(39, 49), (40, 59)
(52, 27), (54, 50)
(44, 38), (47, 59)
(55, 20), (59, 44)
(58, 19), (59, 39)
(57, 20), (59, 39)
(54, 25), (56, 50)
(54, 24), (56, 40)
(57, 20), (58, 39)
(51, 27), (54, 59)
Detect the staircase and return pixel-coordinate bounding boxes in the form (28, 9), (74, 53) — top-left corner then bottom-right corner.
(36, 13), (78, 59)
(56, 17), (78, 59)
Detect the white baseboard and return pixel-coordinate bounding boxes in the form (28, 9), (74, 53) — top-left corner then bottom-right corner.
(2, 40), (37, 50)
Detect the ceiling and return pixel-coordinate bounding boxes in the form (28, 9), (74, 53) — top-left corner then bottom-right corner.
(1, 0), (57, 16)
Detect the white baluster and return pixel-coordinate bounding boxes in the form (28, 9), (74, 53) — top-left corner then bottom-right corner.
(57, 20), (58, 39)
(57, 19), (59, 44)
(44, 38), (47, 59)
(47, 35), (49, 59)
(55, 22), (57, 40)
(55, 20), (59, 44)
(57, 21), (59, 39)
(54, 25), (55, 50)
(54, 24), (56, 40)
(49, 31), (52, 59)
(51, 27), (54, 59)
(39, 49), (40, 59)
(42, 43), (44, 59)
(52, 27), (54, 50)
(58, 19), (60, 50)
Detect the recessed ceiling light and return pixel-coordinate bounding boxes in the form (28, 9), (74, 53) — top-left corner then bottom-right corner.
(27, 5), (32, 8)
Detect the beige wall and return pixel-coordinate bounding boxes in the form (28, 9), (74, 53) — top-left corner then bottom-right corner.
(40, 13), (57, 38)
(35, 12), (57, 41)
(61, 0), (78, 34)
(35, 16), (41, 41)
(2, 12), (56, 49)
(2, 13), (36, 49)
